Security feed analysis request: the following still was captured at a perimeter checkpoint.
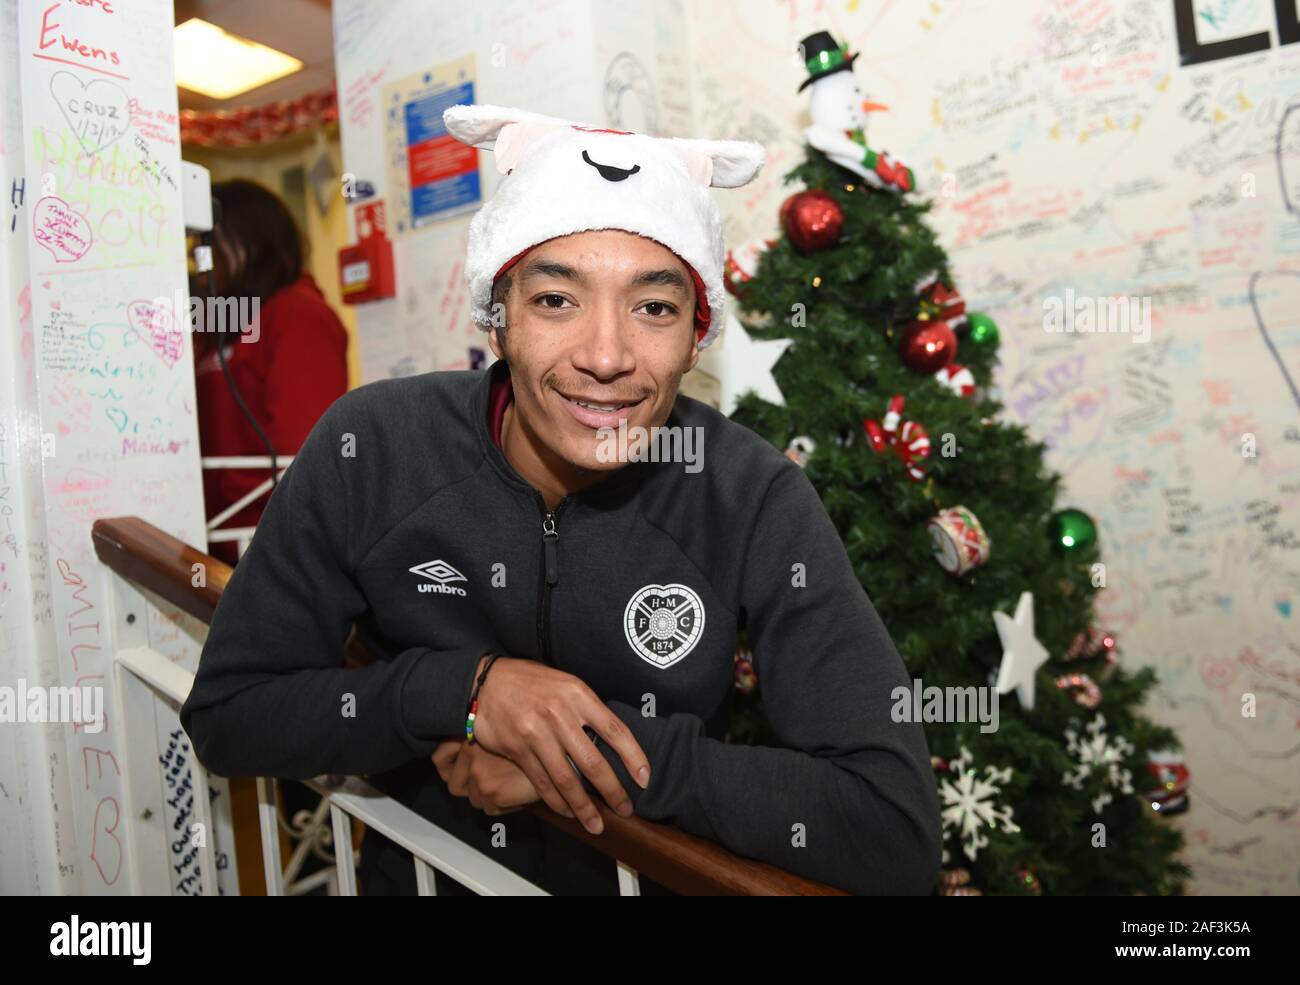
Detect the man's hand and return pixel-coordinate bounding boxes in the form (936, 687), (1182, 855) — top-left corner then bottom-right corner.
(468, 655), (651, 835)
(433, 739), (540, 816)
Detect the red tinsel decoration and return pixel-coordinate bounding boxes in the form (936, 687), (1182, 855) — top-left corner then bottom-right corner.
(181, 85), (338, 148)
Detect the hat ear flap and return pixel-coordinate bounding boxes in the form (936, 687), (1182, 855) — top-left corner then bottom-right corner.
(664, 142), (715, 186)
(442, 104), (515, 149)
(492, 120), (570, 175)
(442, 103), (578, 150)
(665, 137), (766, 188)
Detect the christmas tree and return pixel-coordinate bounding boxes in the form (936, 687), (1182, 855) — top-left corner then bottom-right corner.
(721, 31), (1190, 896)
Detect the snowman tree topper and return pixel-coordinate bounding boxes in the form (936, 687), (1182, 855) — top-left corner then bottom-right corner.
(798, 30), (916, 195)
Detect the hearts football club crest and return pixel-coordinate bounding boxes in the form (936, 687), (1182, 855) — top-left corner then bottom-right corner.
(623, 583), (706, 669)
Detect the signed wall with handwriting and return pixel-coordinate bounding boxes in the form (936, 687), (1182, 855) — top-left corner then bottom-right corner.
(0, 0), (80, 895)
(687, 0), (1299, 896)
(0, 0), (223, 893)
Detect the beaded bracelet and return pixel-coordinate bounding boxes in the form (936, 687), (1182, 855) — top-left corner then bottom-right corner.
(464, 653), (503, 745)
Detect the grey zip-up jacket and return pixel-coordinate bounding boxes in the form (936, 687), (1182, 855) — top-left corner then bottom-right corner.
(181, 359), (943, 895)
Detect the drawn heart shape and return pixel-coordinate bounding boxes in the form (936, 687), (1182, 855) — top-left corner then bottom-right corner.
(105, 406), (128, 433)
(127, 298), (183, 368)
(32, 196), (92, 263)
(49, 70), (130, 156)
(1248, 270), (1300, 413)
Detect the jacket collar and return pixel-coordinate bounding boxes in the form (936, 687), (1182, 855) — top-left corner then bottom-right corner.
(474, 359), (656, 504)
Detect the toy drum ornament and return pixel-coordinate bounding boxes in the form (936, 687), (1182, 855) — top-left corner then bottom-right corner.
(927, 505), (990, 576)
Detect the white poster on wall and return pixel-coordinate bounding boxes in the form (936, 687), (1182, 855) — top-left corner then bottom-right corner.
(382, 54), (480, 236)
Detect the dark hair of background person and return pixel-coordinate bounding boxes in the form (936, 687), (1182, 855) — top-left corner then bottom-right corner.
(200, 179), (306, 352)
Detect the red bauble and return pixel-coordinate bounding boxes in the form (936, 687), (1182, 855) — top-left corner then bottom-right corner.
(898, 319), (958, 372)
(780, 190), (843, 252)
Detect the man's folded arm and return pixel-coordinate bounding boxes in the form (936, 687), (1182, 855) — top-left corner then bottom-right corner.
(587, 464), (945, 895)
(180, 398), (485, 780)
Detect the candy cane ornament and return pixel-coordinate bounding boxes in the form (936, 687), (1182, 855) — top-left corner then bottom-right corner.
(863, 394), (930, 481)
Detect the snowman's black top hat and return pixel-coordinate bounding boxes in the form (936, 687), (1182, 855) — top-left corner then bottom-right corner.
(798, 30), (858, 92)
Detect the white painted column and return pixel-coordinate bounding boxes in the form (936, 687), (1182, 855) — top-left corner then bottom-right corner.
(0, 0), (232, 894)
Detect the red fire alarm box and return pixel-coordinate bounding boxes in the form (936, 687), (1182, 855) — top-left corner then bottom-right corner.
(339, 200), (395, 304)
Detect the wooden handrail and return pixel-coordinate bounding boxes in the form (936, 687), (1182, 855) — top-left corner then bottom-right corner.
(91, 515), (847, 896)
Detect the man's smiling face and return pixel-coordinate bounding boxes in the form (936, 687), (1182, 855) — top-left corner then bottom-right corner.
(486, 229), (701, 493)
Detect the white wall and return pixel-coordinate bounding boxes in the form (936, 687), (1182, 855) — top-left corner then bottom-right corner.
(0, 0), (227, 894)
(0, 0), (75, 896)
(699, 0), (1298, 896)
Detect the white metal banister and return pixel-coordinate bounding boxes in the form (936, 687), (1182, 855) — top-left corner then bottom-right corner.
(256, 777), (285, 896)
(305, 776), (547, 896)
(202, 455), (295, 558)
(108, 619), (563, 896)
(200, 456), (298, 469)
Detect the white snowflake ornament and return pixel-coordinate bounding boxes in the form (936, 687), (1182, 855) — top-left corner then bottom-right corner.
(936, 746), (1020, 863)
(1063, 714), (1136, 814)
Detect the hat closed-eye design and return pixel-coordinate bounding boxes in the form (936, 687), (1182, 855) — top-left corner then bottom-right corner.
(442, 103), (766, 351)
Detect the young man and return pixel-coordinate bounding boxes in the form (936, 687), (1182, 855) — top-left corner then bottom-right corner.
(181, 104), (943, 896)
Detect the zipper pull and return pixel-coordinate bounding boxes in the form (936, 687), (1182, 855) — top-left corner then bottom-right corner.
(542, 512), (559, 585)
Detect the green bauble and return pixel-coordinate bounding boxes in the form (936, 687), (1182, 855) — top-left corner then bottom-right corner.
(1049, 508), (1097, 553)
(967, 311), (1000, 348)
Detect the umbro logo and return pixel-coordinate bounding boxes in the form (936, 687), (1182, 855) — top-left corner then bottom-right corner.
(409, 560), (469, 596)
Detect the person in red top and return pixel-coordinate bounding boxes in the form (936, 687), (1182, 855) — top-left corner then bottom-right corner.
(194, 179), (349, 565)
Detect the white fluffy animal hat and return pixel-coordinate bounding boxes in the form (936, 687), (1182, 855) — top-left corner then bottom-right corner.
(442, 104), (766, 351)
